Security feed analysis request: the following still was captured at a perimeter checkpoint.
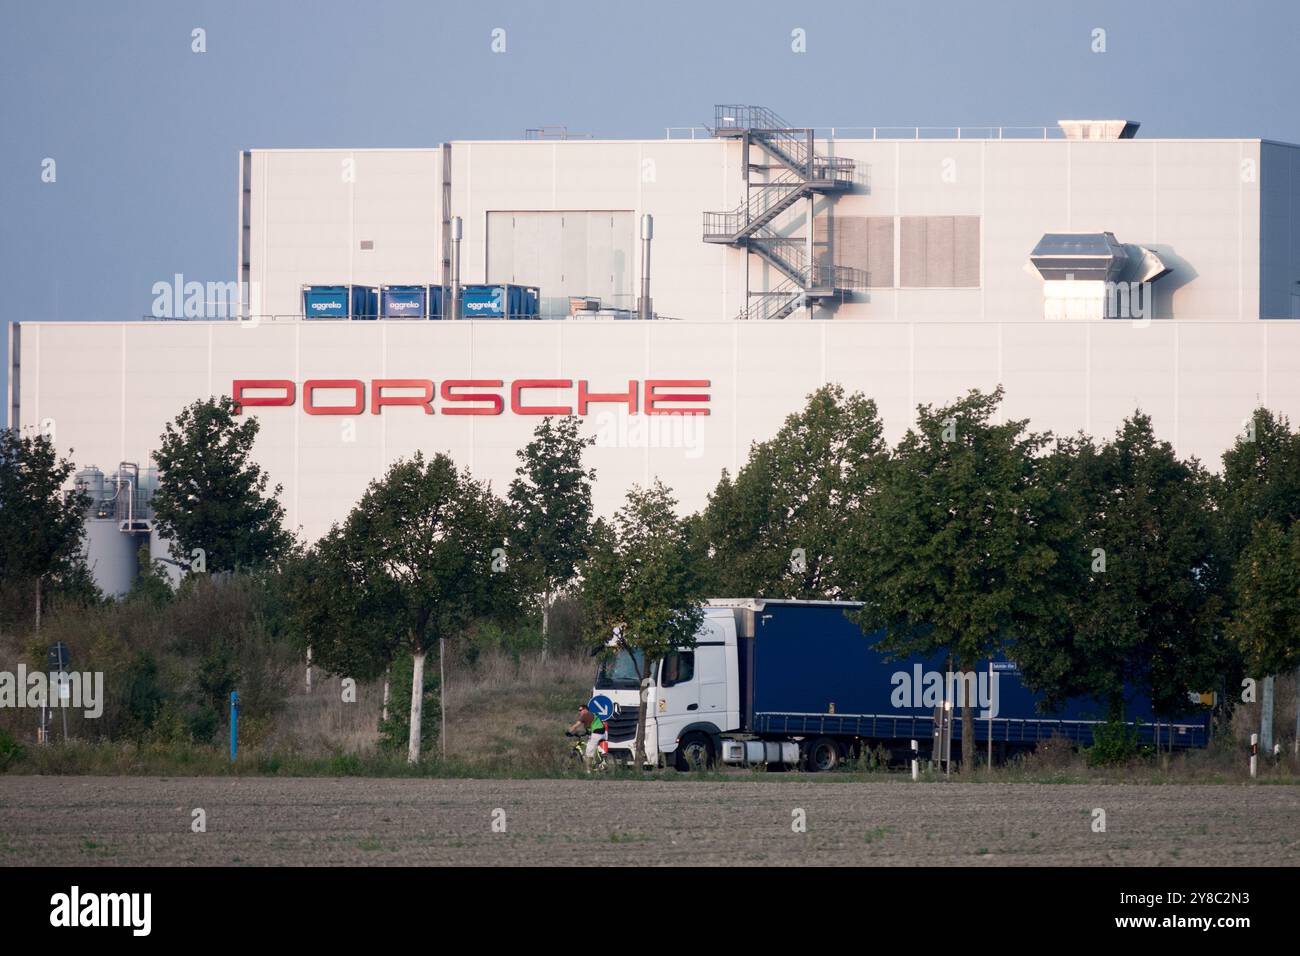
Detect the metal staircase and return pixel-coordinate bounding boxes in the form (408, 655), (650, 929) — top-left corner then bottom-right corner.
(705, 105), (863, 319)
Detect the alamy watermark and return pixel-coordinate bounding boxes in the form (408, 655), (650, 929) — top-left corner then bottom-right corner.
(151, 273), (263, 321)
(1045, 277), (1154, 325)
(890, 665), (1001, 719)
(0, 666), (104, 718)
(593, 409), (706, 459)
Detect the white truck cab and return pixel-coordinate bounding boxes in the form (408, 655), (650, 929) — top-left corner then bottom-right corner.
(594, 606), (741, 769)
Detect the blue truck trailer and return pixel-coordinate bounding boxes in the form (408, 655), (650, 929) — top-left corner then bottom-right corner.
(593, 598), (1212, 772)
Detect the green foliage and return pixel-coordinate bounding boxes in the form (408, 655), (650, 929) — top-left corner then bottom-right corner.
(196, 646), (238, 714)
(0, 728), (25, 771)
(581, 480), (706, 763)
(0, 428), (95, 628)
(150, 396), (292, 573)
(1217, 408), (1300, 560)
(694, 385), (886, 599)
(841, 387), (1075, 768)
(847, 388), (1069, 669)
(1218, 410), (1300, 680)
(460, 619), (544, 665)
(508, 416), (596, 617)
(1228, 519), (1300, 675)
(126, 544), (174, 608)
(376, 651), (440, 756)
(121, 652), (167, 738)
(1017, 414), (1223, 718)
(0, 573), (296, 745)
(1087, 719), (1144, 767)
(291, 452), (521, 759)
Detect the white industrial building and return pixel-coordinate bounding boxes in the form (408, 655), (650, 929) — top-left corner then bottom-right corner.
(8, 106), (1300, 594)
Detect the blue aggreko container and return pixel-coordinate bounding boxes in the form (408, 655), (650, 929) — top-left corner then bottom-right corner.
(302, 285), (378, 320)
(380, 285), (428, 319)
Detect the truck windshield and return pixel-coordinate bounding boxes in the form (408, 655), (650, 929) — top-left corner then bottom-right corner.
(595, 648), (645, 689)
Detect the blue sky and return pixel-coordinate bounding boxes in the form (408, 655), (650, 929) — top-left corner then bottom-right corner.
(3, 0), (1298, 409)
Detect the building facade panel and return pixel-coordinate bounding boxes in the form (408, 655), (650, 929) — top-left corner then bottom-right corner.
(12, 320), (1300, 547)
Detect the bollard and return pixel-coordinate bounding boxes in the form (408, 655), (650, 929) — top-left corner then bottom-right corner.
(910, 739), (919, 781)
(230, 690), (239, 763)
(1249, 732), (1257, 778)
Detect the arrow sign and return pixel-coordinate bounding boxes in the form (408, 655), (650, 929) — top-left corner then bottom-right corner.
(47, 642), (70, 673)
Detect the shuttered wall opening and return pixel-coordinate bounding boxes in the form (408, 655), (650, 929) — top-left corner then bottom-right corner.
(900, 216), (980, 288)
(486, 211), (635, 316)
(815, 215), (896, 288)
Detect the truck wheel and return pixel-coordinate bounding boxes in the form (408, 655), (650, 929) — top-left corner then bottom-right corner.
(804, 737), (841, 773)
(675, 733), (715, 772)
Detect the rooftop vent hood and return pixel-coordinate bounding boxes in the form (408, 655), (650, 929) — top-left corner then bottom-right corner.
(1029, 232), (1129, 282)
(1027, 231), (1171, 321)
(1057, 119), (1140, 140)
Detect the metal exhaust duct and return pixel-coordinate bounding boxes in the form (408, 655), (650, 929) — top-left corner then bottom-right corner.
(638, 213), (653, 320)
(450, 216), (462, 321)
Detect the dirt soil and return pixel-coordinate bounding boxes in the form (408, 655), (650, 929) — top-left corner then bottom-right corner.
(1, 776), (1297, 866)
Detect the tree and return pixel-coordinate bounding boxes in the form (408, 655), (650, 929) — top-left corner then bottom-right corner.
(581, 481), (705, 766)
(694, 385), (887, 599)
(151, 396), (292, 573)
(507, 416), (595, 656)
(1216, 408), (1300, 738)
(1227, 519), (1300, 677)
(1217, 408), (1300, 562)
(289, 452), (520, 762)
(1014, 414), (1224, 724)
(126, 543), (174, 608)
(0, 429), (91, 631)
(844, 388), (1073, 769)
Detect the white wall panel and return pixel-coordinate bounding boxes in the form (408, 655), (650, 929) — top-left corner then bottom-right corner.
(249, 137), (1287, 324)
(16, 319), (1300, 548)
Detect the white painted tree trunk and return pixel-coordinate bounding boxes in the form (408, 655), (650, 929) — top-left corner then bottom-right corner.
(408, 648), (426, 764)
(381, 670), (390, 723)
(633, 675), (651, 768)
(34, 576), (42, 633)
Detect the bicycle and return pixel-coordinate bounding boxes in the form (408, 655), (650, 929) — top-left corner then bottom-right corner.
(565, 730), (609, 772)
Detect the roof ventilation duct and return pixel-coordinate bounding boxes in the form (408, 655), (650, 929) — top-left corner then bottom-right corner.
(1057, 119), (1140, 140)
(1029, 232), (1129, 282)
(1028, 232), (1170, 321)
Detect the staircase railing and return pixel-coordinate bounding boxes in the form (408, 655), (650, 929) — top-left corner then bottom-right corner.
(702, 168), (807, 240)
(738, 277), (805, 321)
(710, 105), (862, 318)
(749, 231), (869, 291)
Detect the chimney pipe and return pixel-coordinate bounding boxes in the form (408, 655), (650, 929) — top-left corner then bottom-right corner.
(450, 216), (462, 321)
(638, 213), (653, 320)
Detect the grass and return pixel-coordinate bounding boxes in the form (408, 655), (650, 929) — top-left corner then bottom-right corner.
(79, 837), (116, 858)
(3, 648), (1299, 784)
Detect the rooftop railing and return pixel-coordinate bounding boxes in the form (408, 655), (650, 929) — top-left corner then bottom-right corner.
(670, 125), (1069, 141)
(140, 313), (681, 324)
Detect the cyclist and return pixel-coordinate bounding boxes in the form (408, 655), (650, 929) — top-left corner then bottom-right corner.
(567, 702), (608, 772)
